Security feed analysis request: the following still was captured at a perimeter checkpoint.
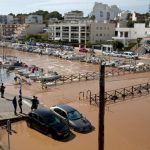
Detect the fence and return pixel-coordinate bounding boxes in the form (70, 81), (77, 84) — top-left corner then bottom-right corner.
(79, 82), (150, 106)
(41, 65), (150, 88)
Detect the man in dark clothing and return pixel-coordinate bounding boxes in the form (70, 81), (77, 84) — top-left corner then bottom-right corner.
(18, 95), (23, 113)
(31, 96), (39, 110)
(12, 96), (17, 115)
(0, 83), (5, 98)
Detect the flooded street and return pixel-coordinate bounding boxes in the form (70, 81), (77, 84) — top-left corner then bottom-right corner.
(0, 47), (150, 150)
(0, 47), (99, 75)
(1, 95), (150, 150)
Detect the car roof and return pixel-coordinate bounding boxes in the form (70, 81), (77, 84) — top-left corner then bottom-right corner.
(56, 104), (76, 112)
(31, 108), (54, 116)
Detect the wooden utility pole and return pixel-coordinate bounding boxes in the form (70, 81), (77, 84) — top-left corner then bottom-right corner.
(98, 62), (105, 150)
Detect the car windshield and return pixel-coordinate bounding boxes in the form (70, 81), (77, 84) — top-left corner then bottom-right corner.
(67, 110), (81, 120)
(43, 114), (61, 126)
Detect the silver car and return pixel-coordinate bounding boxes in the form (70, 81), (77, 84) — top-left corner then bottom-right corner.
(50, 104), (92, 132)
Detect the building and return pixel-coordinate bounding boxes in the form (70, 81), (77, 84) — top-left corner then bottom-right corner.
(132, 12), (147, 22)
(48, 20), (90, 45)
(64, 10), (84, 21)
(90, 21), (116, 43)
(25, 15), (43, 24)
(14, 24), (46, 39)
(14, 16), (26, 24)
(90, 2), (121, 22)
(0, 15), (14, 24)
(113, 22), (150, 47)
(117, 10), (131, 21)
(0, 24), (20, 39)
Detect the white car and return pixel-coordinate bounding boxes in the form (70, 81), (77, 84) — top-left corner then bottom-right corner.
(122, 51), (138, 59)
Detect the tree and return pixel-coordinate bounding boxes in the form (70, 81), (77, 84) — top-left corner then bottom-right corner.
(113, 40), (124, 51)
(49, 11), (63, 20)
(8, 13), (15, 17)
(90, 15), (95, 21)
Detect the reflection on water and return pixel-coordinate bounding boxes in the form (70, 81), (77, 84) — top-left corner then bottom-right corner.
(0, 68), (15, 83)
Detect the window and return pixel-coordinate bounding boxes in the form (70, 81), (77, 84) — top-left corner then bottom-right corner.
(96, 27), (99, 30)
(125, 32), (128, 37)
(96, 34), (98, 36)
(100, 34), (102, 36)
(120, 32), (123, 37)
(54, 108), (67, 118)
(100, 11), (103, 17)
(107, 12), (110, 20)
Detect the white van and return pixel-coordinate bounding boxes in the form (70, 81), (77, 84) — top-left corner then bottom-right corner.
(122, 51), (138, 59)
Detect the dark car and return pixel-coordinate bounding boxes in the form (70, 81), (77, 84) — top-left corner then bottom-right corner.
(26, 108), (70, 139)
(79, 48), (88, 53)
(50, 104), (92, 132)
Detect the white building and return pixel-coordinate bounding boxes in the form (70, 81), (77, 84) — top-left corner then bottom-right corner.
(25, 15), (43, 24)
(90, 2), (121, 21)
(48, 21), (90, 44)
(0, 15), (14, 24)
(64, 10), (83, 21)
(113, 23), (150, 47)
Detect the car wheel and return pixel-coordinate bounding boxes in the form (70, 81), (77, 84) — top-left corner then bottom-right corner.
(27, 122), (32, 128)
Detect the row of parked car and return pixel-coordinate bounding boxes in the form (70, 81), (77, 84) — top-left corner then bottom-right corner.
(26, 104), (93, 139)
(102, 51), (139, 59)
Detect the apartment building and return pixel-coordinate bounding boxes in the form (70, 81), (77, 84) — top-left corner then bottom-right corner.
(25, 15), (43, 24)
(48, 21), (90, 44)
(64, 10), (84, 21)
(113, 23), (150, 46)
(90, 21), (116, 43)
(90, 2), (121, 21)
(0, 15), (14, 24)
(0, 24), (20, 39)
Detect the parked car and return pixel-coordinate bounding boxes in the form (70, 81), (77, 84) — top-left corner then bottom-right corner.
(26, 108), (70, 139)
(50, 104), (92, 132)
(122, 51), (138, 59)
(79, 48), (88, 53)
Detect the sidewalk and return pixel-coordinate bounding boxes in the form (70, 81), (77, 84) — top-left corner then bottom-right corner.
(0, 92), (31, 126)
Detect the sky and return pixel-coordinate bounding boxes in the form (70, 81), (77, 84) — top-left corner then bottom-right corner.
(0, 0), (149, 16)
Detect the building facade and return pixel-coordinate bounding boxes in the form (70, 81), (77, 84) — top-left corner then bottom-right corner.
(90, 22), (116, 43)
(0, 15), (14, 24)
(113, 23), (150, 46)
(25, 15), (43, 24)
(14, 24), (46, 39)
(64, 10), (84, 21)
(48, 21), (90, 44)
(0, 24), (20, 39)
(90, 2), (121, 22)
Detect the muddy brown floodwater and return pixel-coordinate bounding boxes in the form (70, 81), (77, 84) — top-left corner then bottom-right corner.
(0, 48), (150, 150)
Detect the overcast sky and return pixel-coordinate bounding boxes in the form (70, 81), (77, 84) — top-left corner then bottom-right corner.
(0, 0), (149, 16)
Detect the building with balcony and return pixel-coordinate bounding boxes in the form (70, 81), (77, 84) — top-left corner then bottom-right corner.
(25, 15), (43, 24)
(113, 22), (150, 47)
(90, 2), (121, 22)
(48, 20), (90, 44)
(90, 21), (116, 43)
(64, 10), (84, 21)
(0, 24), (20, 39)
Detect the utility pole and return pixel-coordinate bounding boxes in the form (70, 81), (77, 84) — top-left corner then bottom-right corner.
(98, 62), (105, 150)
